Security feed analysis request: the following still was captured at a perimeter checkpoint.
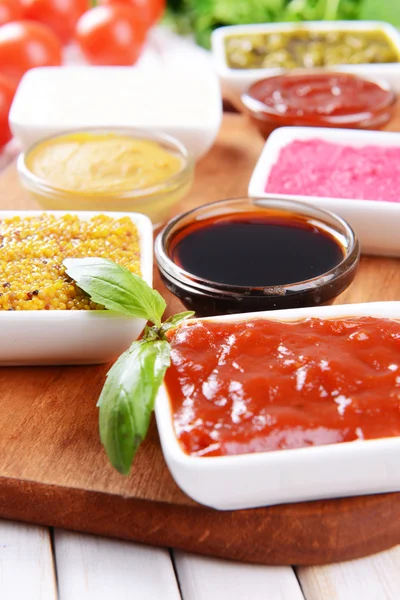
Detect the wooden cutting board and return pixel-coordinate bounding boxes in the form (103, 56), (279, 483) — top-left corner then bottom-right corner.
(1, 113), (400, 567)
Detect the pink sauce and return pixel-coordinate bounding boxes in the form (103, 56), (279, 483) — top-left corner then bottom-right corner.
(265, 139), (400, 202)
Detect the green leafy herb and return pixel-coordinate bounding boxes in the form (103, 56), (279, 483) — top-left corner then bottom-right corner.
(358, 0), (400, 26)
(64, 257), (194, 474)
(159, 311), (196, 335)
(98, 339), (171, 475)
(165, 0), (388, 49)
(64, 258), (166, 327)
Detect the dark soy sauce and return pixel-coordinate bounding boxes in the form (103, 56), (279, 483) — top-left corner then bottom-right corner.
(168, 211), (344, 287)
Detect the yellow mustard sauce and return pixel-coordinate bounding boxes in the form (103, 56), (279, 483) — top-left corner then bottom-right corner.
(26, 132), (184, 194)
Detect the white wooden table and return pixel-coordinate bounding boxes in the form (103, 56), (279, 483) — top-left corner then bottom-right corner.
(1, 519), (400, 599)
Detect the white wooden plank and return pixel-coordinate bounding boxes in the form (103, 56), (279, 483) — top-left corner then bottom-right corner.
(297, 546), (400, 600)
(0, 520), (57, 600)
(54, 530), (181, 600)
(174, 551), (305, 600)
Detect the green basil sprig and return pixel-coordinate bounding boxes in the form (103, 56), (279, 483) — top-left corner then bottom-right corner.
(64, 258), (194, 475)
(64, 257), (166, 326)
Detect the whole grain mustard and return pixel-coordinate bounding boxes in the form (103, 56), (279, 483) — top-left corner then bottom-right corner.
(0, 214), (140, 311)
(26, 132), (183, 194)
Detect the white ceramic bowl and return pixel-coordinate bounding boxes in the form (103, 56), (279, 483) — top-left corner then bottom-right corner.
(248, 126), (400, 257)
(10, 66), (222, 161)
(156, 301), (400, 510)
(0, 210), (153, 366)
(211, 20), (400, 104)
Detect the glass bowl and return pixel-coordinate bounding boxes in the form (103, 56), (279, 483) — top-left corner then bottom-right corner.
(155, 197), (360, 316)
(17, 128), (194, 228)
(241, 71), (397, 139)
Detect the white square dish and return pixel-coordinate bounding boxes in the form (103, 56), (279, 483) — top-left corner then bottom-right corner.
(10, 66), (222, 161)
(248, 126), (400, 257)
(211, 20), (400, 103)
(0, 210), (153, 366)
(156, 301), (400, 511)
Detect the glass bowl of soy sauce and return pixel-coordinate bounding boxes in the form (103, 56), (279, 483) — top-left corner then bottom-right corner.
(155, 197), (360, 316)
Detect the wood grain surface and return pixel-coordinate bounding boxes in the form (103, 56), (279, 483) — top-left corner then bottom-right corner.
(0, 113), (400, 566)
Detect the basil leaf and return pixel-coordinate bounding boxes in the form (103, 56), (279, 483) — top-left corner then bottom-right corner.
(160, 311), (195, 336)
(64, 258), (166, 326)
(98, 339), (171, 474)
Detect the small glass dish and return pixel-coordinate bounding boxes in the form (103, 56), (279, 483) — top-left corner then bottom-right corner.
(241, 71), (397, 138)
(17, 128), (194, 228)
(155, 197), (360, 316)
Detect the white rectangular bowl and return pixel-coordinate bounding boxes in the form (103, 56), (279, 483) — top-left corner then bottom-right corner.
(10, 65), (222, 161)
(248, 126), (400, 257)
(0, 210), (153, 366)
(156, 301), (400, 510)
(211, 20), (400, 103)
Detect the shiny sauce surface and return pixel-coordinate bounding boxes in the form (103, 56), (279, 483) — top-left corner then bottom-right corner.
(249, 73), (393, 120)
(168, 212), (344, 286)
(165, 317), (400, 457)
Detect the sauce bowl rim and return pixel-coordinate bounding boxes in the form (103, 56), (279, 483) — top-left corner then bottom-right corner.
(17, 127), (194, 201)
(155, 196), (360, 297)
(240, 70), (397, 126)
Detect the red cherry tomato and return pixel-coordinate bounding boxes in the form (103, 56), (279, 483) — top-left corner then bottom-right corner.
(100, 0), (165, 26)
(0, 21), (62, 88)
(0, 0), (24, 27)
(0, 74), (15, 147)
(76, 5), (146, 66)
(99, 0), (151, 29)
(147, 0), (165, 24)
(21, 0), (89, 44)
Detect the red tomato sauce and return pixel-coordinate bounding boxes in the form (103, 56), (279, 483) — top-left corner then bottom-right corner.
(164, 317), (400, 457)
(243, 73), (396, 136)
(249, 73), (393, 119)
